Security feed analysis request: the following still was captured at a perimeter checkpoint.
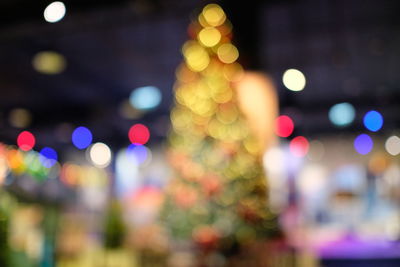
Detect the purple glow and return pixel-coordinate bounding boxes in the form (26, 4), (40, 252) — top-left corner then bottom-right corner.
(317, 235), (400, 259)
(39, 147), (58, 168)
(354, 134), (373, 155)
(127, 144), (148, 164)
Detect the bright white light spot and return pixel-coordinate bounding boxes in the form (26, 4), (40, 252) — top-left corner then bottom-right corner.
(385, 136), (400, 156)
(298, 164), (328, 196)
(129, 86), (162, 111)
(282, 69), (306, 91)
(89, 142), (112, 168)
(116, 148), (139, 197)
(263, 146), (285, 174)
(44, 2), (66, 23)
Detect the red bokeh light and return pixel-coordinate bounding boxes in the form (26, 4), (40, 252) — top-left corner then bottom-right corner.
(17, 131), (35, 151)
(290, 136), (309, 157)
(275, 115), (294, 137)
(128, 124), (150, 145)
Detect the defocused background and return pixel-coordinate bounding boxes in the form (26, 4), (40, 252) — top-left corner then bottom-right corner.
(0, 0), (400, 266)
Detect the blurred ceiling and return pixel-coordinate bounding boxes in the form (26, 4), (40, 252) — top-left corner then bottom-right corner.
(0, 0), (399, 154)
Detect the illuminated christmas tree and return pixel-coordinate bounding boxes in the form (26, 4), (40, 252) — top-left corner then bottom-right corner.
(163, 3), (279, 252)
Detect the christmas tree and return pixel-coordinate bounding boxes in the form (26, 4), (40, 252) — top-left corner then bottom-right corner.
(163, 3), (279, 252)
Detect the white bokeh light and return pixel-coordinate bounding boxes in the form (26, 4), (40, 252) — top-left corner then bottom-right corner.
(89, 142), (112, 168)
(282, 69), (306, 91)
(385, 135), (400, 156)
(44, 2), (66, 23)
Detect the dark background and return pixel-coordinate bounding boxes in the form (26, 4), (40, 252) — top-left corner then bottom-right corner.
(0, 0), (399, 153)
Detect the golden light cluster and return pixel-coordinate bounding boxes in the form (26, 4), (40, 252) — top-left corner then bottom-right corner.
(182, 4), (239, 73)
(165, 3), (278, 247)
(170, 3), (267, 158)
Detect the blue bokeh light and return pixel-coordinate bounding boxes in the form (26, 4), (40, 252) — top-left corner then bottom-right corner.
(39, 147), (58, 168)
(129, 86), (162, 110)
(363, 110), (383, 132)
(72, 126), (93, 149)
(127, 144), (148, 164)
(328, 102), (355, 127)
(354, 134), (373, 155)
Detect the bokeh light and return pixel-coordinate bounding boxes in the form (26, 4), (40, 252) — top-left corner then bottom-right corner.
(72, 126), (93, 149)
(127, 144), (151, 165)
(298, 164), (328, 196)
(128, 124), (150, 145)
(354, 134), (373, 155)
(17, 131), (35, 151)
(282, 69), (306, 91)
(9, 108), (32, 128)
(182, 41), (210, 72)
(329, 102), (355, 127)
(39, 147), (58, 168)
(368, 152), (390, 175)
(116, 148), (139, 197)
(290, 136), (309, 157)
(385, 135), (400, 156)
(363, 110), (383, 132)
(201, 4), (226, 27)
(217, 43), (239, 64)
(44, 1), (66, 23)
(32, 51), (66, 74)
(89, 142), (112, 168)
(198, 27), (221, 47)
(129, 86), (162, 111)
(0, 156), (9, 185)
(275, 115), (294, 137)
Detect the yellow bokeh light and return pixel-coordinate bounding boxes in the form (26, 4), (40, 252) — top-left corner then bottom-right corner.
(175, 64), (198, 83)
(202, 4), (226, 27)
(282, 69), (306, 91)
(32, 51), (66, 74)
(171, 108), (192, 131)
(182, 42), (210, 72)
(217, 104), (238, 124)
(9, 108), (32, 128)
(7, 149), (25, 173)
(198, 27), (221, 47)
(0, 156), (9, 184)
(243, 137), (262, 155)
(217, 43), (239, 64)
(222, 63), (244, 82)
